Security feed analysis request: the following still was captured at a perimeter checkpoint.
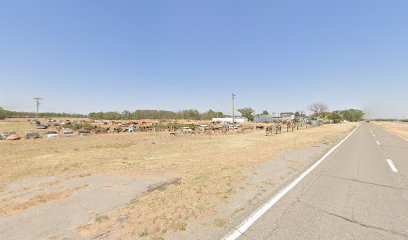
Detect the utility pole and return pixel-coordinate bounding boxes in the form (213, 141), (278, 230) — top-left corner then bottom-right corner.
(232, 93), (235, 126)
(33, 97), (43, 118)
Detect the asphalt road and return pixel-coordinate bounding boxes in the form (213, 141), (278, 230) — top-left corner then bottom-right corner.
(238, 123), (408, 240)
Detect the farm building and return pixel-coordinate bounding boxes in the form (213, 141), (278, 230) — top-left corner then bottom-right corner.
(211, 117), (248, 124)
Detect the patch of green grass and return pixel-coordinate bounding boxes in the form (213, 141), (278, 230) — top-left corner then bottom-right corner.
(95, 215), (109, 223)
(176, 222), (187, 231)
(214, 218), (227, 228)
(138, 230), (149, 237)
(233, 207), (245, 214)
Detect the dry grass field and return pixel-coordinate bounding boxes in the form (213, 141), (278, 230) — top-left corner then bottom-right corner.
(373, 121), (408, 139)
(0, 120), (356, 239)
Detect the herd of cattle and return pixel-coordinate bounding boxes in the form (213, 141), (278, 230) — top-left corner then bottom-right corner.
(0, 118), (326, 141)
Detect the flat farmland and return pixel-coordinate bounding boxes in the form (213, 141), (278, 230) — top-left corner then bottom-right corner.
(0, 121), (356, 240)
(373, 121), (408, 139)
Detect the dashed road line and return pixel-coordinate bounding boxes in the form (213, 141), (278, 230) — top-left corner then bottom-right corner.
(386, 159), (398, 173)
(376, 140), (381, 145)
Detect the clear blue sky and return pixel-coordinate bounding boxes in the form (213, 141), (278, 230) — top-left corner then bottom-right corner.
(1, 0), (408, 118)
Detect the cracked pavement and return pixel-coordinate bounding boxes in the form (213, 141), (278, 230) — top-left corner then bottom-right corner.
(239, 123), (408, 240)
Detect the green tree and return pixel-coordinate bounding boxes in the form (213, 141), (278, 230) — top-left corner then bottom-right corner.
(261, 110), (269, 115)
(122, 110), (132, 120)
(330, 111), (343, 123)
(177, 109), (201, 120)
(319, 112), (331, 120)
(341, 109), (365, 122)
(0, 107), (6, 120)
(237, 108), (255, 121)
(201, 109), (224, 120)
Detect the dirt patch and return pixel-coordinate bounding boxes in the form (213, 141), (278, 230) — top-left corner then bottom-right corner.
(0, 173), (178, 240)
(0, 186), (86, 216)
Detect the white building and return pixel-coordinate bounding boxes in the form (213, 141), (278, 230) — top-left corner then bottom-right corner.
(211, 117), (248, 124)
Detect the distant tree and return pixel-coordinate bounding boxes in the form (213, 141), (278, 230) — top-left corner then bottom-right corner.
(309, 103), (328, 116)
(103, 112), (122, 120)
(237, 108), (255, 121)
(341, 109), (365, 122)
(319, 112), (331, 120)
(297, 110), (307, 117)
(122, 110), (132, 120)
(295, 111), (301, 117)
(261, 110), (269, 115)
(201, 109), (224, 120)
(330, 111), (344, 123)
(0, 107), (6, 120)
(177, 109), (201, 120)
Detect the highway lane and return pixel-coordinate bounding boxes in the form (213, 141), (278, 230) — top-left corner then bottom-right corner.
(236, 123), (408, 240)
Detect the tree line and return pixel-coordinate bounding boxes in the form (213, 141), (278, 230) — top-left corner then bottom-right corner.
(308, 103), (365, 122)
(235, 103), (365, 123)
(0, 105), (366, 122)
(88, 109), (225, 120)
(0, 107), (86, 120)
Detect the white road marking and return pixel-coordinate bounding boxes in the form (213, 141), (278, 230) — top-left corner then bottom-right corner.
(376, 140), (381, 145)
(386, 159), (398, 173)
(391, 132), (408, 142)
(222, 126), (360, 240)
(372, 134), (376, 137)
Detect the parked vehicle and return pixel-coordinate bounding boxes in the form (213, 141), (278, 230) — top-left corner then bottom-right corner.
(199, 125), (210, 130)
(62, 129), (74, 137)
(36, 125), (49, 129)
(45, 131), (59, 139)
(6, 134), (21, 140)
(79, 128), (91, 136)
(0, 132), (10, 140)
(26, 132), (40, 139)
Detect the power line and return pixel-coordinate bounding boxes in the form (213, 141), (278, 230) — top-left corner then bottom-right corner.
(232, 93), (235, 126)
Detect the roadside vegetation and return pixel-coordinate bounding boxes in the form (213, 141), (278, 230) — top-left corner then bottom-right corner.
(1, 103), (365, 123)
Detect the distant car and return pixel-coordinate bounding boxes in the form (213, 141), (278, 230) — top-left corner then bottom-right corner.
(45, 131), (59, 139)
(1, 132), (17, 139)
(0, 132), (10, 140)
(62, 129), (74, 137)
(36, 125), (49, 129)
(26, 132), (40, 139)
(6, 134), (21, 140)
(199, 125), (210, 130)
(79, 128), (91, 136)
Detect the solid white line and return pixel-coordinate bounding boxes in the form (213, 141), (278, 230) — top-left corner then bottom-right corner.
(376, 140), (381, 145)
(222, 126), (360, 240)
(386, 159), (398, 173)
(390, 132), (408, 142)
